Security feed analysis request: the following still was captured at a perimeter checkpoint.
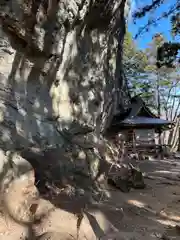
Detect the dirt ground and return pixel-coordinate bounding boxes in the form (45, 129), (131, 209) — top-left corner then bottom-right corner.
(0, 157), (180, 239)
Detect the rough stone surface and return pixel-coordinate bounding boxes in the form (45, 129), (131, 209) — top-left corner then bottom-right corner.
(0, 156), (179, 239)
(0, 149), (39, 238)
(107, 163), (145, 192)
(0, 0), (130, 152)
(36, 232), (74, 240)
(0, 149), (35, 191)
(0, 0), (131, 185)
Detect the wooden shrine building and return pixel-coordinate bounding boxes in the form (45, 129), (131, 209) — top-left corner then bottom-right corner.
(106, 95), (174, 158)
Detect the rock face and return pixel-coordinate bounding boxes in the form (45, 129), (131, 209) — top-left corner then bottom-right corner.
(0, 1), (130, 177)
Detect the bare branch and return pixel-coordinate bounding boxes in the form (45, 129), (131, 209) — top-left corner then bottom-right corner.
(134, 2), (178, 39)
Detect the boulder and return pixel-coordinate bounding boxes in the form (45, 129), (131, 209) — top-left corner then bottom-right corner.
(0, 149), (39, 238)
(107, 163), (145, 192)
(130, 165), (146, 189)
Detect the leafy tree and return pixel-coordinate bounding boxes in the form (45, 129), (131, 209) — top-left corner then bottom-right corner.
(144, 33), (180, 122)
(123, 31), (152, 102)
(123, 31), (148, 75)
(126, 30), (180, 149)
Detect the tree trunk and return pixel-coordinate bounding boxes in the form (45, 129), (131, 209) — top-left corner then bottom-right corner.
(168, 117), (180, 152)
(178, 126), (180, 152)
(0, 0), (129, 179)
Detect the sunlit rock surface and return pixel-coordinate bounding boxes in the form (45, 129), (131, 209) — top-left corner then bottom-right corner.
(0, 1), (131, 181)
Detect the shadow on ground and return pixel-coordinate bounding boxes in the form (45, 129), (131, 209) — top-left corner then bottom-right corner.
(29, 155), (180, 239)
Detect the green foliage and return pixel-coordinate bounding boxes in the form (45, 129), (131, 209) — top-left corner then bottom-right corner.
(123, 31), (148, 76)
(123, 32), (155, 106)
(157, 42), (180, 68)
(158, 78), (172, 87)
(129, 0), (180, 148)
(123, 30), (180, 119)
(123, 31), (152, 103)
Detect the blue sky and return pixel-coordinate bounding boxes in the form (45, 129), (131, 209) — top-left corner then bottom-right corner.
(128, 0), (177, 49)
(127, 0), (180, 99)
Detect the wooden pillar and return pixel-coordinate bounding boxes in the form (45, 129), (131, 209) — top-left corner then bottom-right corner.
(178, 126), (180, 152)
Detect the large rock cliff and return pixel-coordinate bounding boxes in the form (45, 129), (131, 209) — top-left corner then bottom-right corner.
(0, 1), (131, 237)
(0, 0), (130, 179)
